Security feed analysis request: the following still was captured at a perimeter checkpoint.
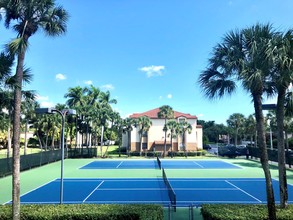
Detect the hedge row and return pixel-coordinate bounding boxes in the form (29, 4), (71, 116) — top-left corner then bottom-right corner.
(0, 204), (163, 220)
(128, 151), (207, 157)
(201, 204), (293, 220)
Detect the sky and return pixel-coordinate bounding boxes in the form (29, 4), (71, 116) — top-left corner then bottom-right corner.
(1, 0), (293, 124)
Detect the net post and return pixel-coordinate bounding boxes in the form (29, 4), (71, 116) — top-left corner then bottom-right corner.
(189, 204), (194, 220)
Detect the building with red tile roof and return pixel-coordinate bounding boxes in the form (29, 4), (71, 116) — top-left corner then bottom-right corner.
(122, 107), (203, 155)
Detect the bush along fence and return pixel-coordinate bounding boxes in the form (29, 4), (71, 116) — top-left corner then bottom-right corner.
(0, 147), (97, 177)
(0, 204), (164, 220)
(247, 146), (293, 167)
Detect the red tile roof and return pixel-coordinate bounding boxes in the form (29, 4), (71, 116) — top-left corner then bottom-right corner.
(130, 108), (197, 119)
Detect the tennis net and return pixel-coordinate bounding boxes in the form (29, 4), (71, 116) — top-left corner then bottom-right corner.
(162, 168), (176, 211)
(156, 156), (162, 169)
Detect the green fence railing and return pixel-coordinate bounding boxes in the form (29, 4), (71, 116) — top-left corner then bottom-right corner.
(0, 147), (97, 177)
(248, 147), (293, 167)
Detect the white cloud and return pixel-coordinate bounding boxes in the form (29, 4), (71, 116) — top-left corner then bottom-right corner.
(101, 84), (115, 90)
(167, 94), (172, 99)
(36, 95), (55, 108)
(56, 73), (66, 81)
(40, 101), (55, 108)
(139, 65), (165, 78)
(84, 80), (93, 85)
(36, 95), (49, 101)
(159, 96), (163, 100)
(197, 113), (204, 117)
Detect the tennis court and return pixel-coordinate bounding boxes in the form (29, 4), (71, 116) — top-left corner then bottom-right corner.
(80, 159), (241, 169)
(12, 172), (293, 208)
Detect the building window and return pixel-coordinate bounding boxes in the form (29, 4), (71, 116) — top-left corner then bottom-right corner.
(178, 118), (186, 123)
(142, 131), (148, 137)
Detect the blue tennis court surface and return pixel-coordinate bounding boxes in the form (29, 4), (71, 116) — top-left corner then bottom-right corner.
(15, 178), (293, 206)
(80, 160), (241, 169)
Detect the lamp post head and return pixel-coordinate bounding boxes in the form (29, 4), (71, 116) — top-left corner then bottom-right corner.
(262, 104), (277, 110)
(35, 108), (54, 114)
(62, 109), (76, 115)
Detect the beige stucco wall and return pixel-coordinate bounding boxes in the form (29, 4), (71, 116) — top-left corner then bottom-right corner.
(122, 116), (203, 152)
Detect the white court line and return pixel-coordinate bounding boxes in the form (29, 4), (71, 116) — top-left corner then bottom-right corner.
(95, 188), (237, 191)
(3, 178), (58, 205)
(116, 161), (123, 168)
(193, 161), (204, 168)
(78, 160), (96, 169)
(83, 180), (104, 203)
(225, 180), (262, 203)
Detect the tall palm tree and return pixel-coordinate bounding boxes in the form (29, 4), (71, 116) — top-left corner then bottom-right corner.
(0, 1), (68, 219)
(166, 120), (178, 158)
(123, 117), (134, 156)
(244, 114), (256, 146)
(266, 30), (293, 208)
(177, 120), (192, 157)
(157, 105), (174, 157)
(65, 86), (87, 149)
(226, 113), (245, 145)
(135, 116), (152, 156)
(198, 23), (277, 219)
(20, 91), (37, 155)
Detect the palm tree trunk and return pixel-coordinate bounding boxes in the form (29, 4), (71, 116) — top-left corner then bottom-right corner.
(164, 119), (167, 157)
(51, 129), (55, 150)
(276, 89), (288, 208)
(36, 131), (43, 149)
(24, 120), (28, 155)
(140, 134), (143, 156)
(12, 49), (26, 220)
(253, 94), (276, 220)
(128, 130), (131, 157)
(100, 125), (104, 157)
(170, 133), (173, 158)
(7, 123), (11, 158)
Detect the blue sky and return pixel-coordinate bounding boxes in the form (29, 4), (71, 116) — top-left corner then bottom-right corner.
(1, 0), (293, 124)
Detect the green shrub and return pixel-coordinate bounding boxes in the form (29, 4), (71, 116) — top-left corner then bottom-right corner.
(201, 204), (293, 220)
(0, 204), (163, 220)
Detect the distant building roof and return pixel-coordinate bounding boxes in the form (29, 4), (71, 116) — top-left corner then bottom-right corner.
(129, 107), (197, 119)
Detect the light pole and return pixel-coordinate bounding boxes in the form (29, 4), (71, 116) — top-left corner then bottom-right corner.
(36, 108), (76, 204)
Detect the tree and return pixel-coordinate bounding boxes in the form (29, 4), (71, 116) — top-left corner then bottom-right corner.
(266, 30), (293, 208)
(166, 120), (178, 158)
(123, 117), (134, 156)
(226, 113), (245, 145)
(244, 114), (256, 146)
(0, 1), (68, 219)
(198, 23), (277, 219)
(177, 120), (192, 157)
(135, 116), (152, 156)
(157, 105), (174, 157)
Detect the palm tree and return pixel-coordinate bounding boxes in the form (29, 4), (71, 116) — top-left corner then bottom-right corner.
(21, 91), (37, 155)
(177, 121), (192, 157)
(244, 114), (256, 146)
(166, 120), (178, 158)
(65, 86), (86, 149)
(226, 113), (245, 145)
(198, 23), (277, 219)
(0, 1), (68, 218)
(135, 116), (152, 156)
(157, 105), (174, 157)
(123, 117), (134, 156)
(266, 30), (293, 208)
